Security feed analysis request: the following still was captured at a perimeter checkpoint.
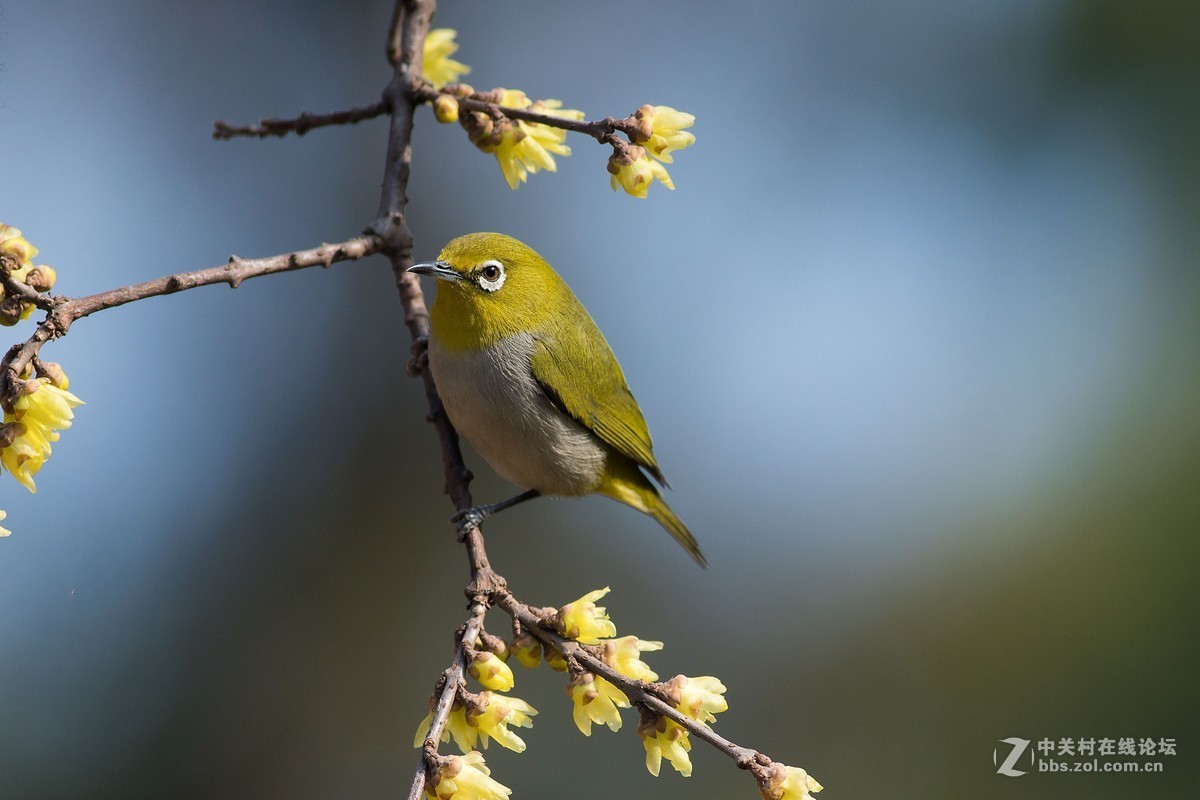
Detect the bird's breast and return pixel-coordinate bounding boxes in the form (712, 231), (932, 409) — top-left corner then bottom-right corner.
(428, 332), (606, 496)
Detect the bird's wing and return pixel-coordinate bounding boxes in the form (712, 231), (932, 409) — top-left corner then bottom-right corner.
(529, 318), (668, 487)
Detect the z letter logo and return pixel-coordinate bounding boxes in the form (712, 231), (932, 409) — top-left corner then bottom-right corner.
(995, 738), (1031, 777)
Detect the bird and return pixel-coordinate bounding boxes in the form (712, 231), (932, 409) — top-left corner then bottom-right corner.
(408, 232), (705, 566)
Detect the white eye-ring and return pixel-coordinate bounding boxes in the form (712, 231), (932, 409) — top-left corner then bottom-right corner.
(477, 260), (506, 292)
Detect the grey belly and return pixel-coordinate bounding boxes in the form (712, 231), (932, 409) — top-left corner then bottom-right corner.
(428, 333), (607, 496)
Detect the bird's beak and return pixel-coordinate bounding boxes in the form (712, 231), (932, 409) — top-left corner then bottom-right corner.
(407, 261), (461, 282)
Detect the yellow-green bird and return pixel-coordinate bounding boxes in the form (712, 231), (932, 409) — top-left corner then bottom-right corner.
(409, 232), (705, 566)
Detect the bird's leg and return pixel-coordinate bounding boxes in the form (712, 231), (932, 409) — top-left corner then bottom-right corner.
(451, 489), (541, 535)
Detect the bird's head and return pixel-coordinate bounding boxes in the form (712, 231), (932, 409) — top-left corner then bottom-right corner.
(409, 232), (569, 348)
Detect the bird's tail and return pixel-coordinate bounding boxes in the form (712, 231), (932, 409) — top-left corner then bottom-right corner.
(599, 460), (707, 568)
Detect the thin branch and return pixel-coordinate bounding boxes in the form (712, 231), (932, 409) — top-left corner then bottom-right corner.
(411, 83), (641, 145)
(0, 236), (381, 402)
(0, 273), (56, 313)
(212, 100), (391, 140)
(409, 601), (488, 800)
(372, 0), (503, 595)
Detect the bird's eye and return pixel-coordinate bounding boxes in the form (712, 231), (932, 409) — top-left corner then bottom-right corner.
(477, 260), (506, 292)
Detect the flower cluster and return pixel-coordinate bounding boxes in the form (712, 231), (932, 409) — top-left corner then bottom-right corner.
(412, 588), (821, 799)
(525, 587), (729, 780)
(415, 633), (539, 800)
(441, 87), (585, 190)
(608, 105), (695, 198)
(0, 224), (57, 326)
(420, 34), (695, 196)
(1, 361), (84, 496)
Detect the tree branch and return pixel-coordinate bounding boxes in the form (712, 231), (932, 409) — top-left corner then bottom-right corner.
(213, 101), (391, 140)
(412, 83), (642, 145)
(5, 3), (810, 795)
(0, 236), (381, 402)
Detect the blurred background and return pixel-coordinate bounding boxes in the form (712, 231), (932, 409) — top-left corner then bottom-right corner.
(2, 1), (1197, 798)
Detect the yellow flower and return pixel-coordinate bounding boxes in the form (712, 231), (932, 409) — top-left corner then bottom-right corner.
(25, 264), (57, 293)
(670, 675), (727, 724)
(639, 717), (692, 777)
(509, 630), (541, 669)
(0, 510), (9, 537)
(599, 636), (662, 682)
(467, 691), (537, 753)
(2, 377), (84, 493)
(423, 29), (470, 89)
(414, 706), (479, 753)
(0, 227), (37, 263)
(568, 672), (628, 735)
(635, 105), (696, 164)
(434, 95), (460, 124)
(478, 91), (584, 189)
(555, 587), (617, 644)
(469, 651), (515, 692)
(542, 643), (568, 672)
(427, 752), (510, 800)
(608, 147), (674, 198)
(760, 763), (823, 800)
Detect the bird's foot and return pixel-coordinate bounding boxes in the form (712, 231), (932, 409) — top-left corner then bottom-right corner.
(450, 506), (490, 539)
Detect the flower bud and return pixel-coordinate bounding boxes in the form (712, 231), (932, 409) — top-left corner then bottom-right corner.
(36, 361), (69, 390)
(468, 651), (515, 691)
(434, 95), (460, 124)
(509, 630), (541, 669)
(0, 235), (36, 263)
(26, 265), (56, 292)
(0, 295), (24, 326)
(542, 643), (568, 672)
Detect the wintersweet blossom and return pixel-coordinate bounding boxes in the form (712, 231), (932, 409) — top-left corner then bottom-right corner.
(555, 587), (617, 644)
(423, 29), (470, 89)
(0, 510), (9, 537)
(639, 716), (693, 777)
(542, 643), (568, 672)
(1, 374), (84, 493)
(760, 762), (823, 800)
(0, 224), (55, 325)
(634, 105), (696, 163)
(668, 674), (728, 724)
(414, 706), (479, 753)
(467, 691), (537, 752)
(598, 635), (662, 682)
(568, 672), (628, 735)
(608, 146), (674, 198)
(427, 752), (510, 800)
(509, 630), (541, 669)
(471, 90), (584, 189)
(0, 225), (37, 264)
(469, 651), (515, 692)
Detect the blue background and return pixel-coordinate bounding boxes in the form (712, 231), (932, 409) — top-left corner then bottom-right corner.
(2, 1), (1197, 798)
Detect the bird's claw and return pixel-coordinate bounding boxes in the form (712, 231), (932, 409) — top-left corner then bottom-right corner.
(450, 506), (487, 538)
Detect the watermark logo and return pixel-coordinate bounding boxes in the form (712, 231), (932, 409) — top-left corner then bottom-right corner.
(994, 736), (1177, 777)
(994, 738), (1033, 777)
